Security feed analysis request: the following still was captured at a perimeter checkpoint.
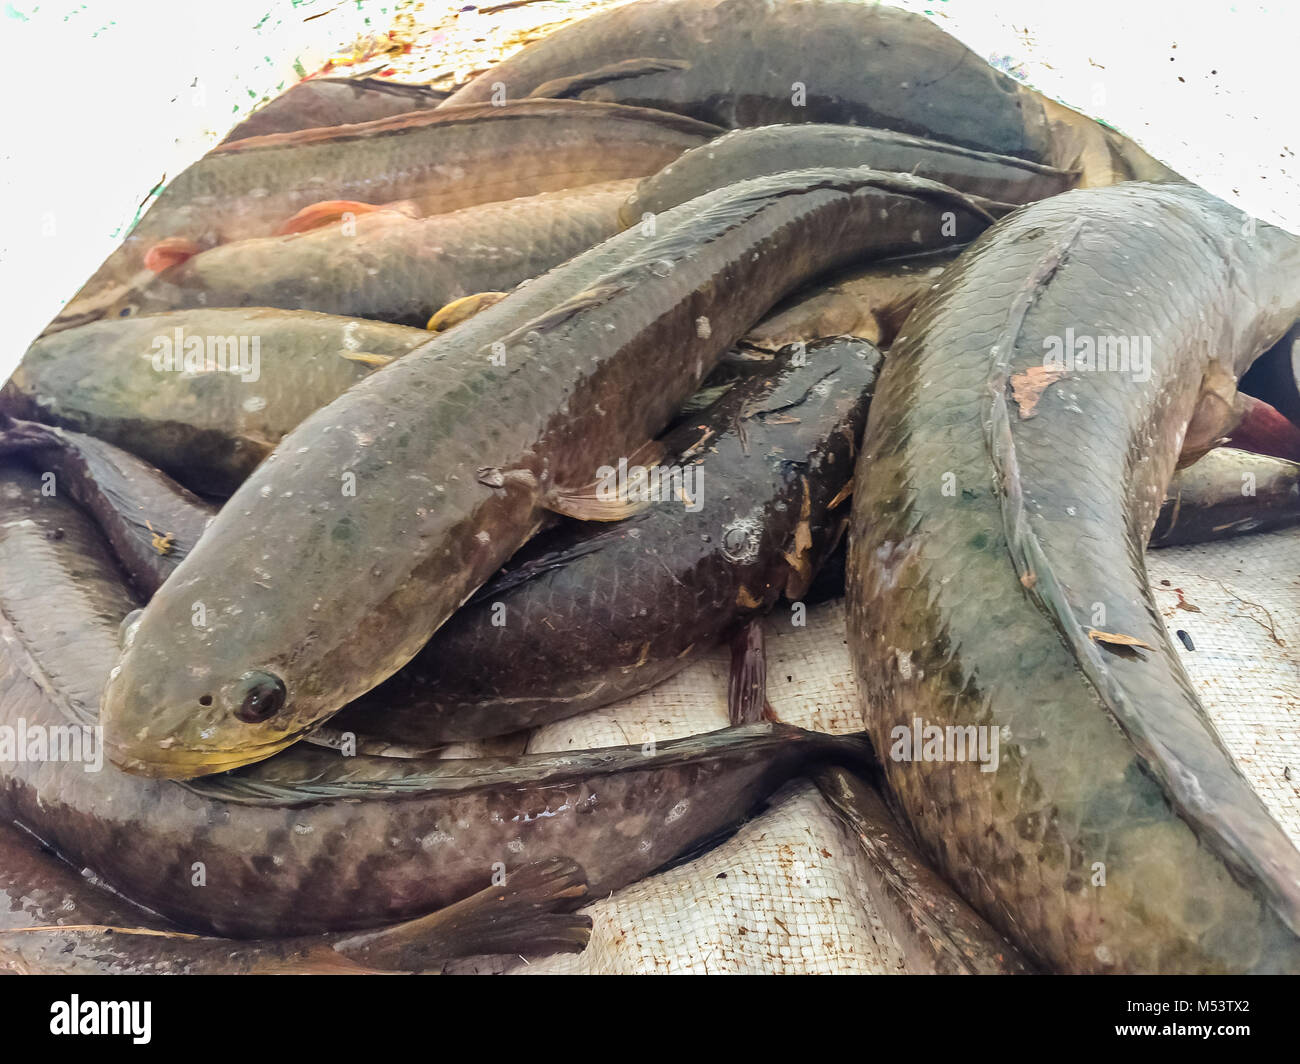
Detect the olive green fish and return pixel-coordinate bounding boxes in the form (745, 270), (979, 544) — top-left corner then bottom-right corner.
(3, 308), (431, 495)
(847, 182), (1300, 972)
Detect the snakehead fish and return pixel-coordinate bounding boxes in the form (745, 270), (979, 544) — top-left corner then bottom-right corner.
(337, 336), (881, 743)
(0, 461), (870, 937)
(4, 308), (432, 495)
(847, 182), (1300, 973)
(46, 100), (720, 332)
(0, 819), (591, 974)
(104, 180), (637, 328)
(444, 0), (1055, 161)
(0, 416), (214, 597)
(621, 125), (1076, 225)
(100, 167), (992, 778)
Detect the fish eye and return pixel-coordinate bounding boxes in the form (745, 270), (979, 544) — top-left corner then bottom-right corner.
(232, 670), (287, 724)
(118, 304), (136, 318)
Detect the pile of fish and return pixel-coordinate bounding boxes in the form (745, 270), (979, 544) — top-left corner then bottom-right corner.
(4, 0), (1300, 975)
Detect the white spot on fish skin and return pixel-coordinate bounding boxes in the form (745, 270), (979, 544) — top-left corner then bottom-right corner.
(293, 824), (314, 836)
(242, 395), (267, 413)
(895, 649), (913, 680)
(507, 838), (524, 854)
(475, 531), (491, 545)
(419, 830), (454, 851)
(109, 665), (121, 680)
(721, 513), (763, 564)
(695, 316), (712, 339)
(665, 799), (690, 824)
(259, 485), (273, 498)
(1094, 944), (1115, 965)
(615, 814), (649, 837)
(638, 838), (652, 853)
(1066, 506), (1077, 516)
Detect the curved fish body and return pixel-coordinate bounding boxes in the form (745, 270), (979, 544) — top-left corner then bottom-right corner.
(49, 100), (720, 331)
(0, 820), (591, 973)
(101, 167), (992, 779)
(743, 251), (956, 352)
(1151, 448), (1300, 548)
(0, 417), (214, 597)
(3, 308), (431, 495)
(339, 337), (881, 743)
(0, 819), (365, 974)
(444, 0), (1055, 162)
(0, 462), (868, 938)
(623, 125), (1076, 225)
(847, 182), (1300, 973)
(107, 181), (637, 328)
(220, 76), (450, 144)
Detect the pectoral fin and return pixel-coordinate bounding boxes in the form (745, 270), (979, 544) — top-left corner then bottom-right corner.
(728, 618), (775, 726)
(1178, 362), (1242, 467)
(143, 237), (202, 272)
(544, 438), (667, 521)
(330, 858), (591, 969)
(276, 199), (416, 236)
(427, 291), (508, 332)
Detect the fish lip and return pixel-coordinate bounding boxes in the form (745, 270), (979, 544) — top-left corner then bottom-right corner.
(105, 733), (302, 779)
(39, 309), (105, 337)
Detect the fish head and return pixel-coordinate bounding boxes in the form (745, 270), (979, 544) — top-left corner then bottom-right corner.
(102, 609), (307, 778)
(100, 540), (338, 778)
(100, 282), (178, 323)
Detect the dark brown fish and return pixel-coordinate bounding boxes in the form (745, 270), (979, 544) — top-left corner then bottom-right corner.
(814, 768), (1033, 974)
(0, 821), (590, 974)
(742, 252), (957, 352)
(1151, 447), (1300, 548)
(0, 415), (214, 597)
(338, 337), (880, 743)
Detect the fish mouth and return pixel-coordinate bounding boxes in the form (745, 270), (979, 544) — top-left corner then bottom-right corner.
(106, 734), (302, 780)
(39, 308), (106, 337)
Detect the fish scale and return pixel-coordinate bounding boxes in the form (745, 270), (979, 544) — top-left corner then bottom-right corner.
(847, 182), (1300, 973)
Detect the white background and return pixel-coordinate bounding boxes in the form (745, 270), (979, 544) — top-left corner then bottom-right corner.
(1, 0), (1296, 376)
